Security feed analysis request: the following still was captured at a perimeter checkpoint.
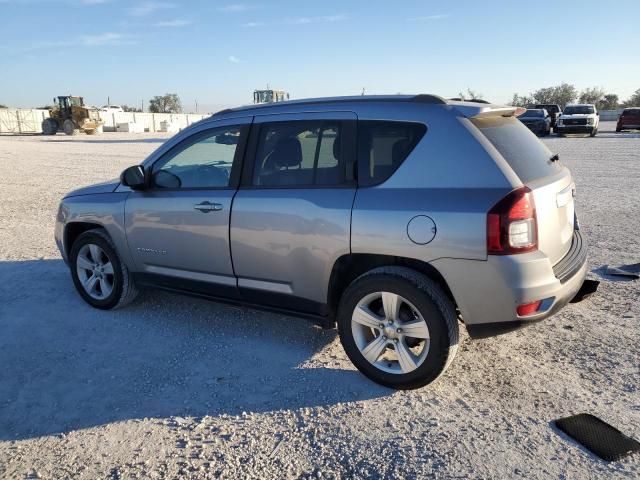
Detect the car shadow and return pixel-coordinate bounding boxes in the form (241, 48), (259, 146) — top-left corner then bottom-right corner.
(0, 259), (391, 441)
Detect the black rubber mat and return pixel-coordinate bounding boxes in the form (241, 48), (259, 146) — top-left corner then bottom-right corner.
(605, 263), (640, 280)
(554, 414), (640, 461)
(570, 279), (600, 303)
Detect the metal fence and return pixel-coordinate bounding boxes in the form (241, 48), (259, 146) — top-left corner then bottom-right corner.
(0, 108), (209, 134)
(1, 107), (625, 135)
(0, 109), (50, 134)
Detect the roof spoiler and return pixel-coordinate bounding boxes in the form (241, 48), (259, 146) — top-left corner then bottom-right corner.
(449, 101), (526, 119)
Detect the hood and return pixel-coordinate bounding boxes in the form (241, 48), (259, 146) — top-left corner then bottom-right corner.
(64, 179), (120, 198)
(560, 113), (594, 118)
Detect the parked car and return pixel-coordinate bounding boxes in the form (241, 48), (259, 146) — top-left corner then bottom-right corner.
(556, 104), (599, 137)
(55, 95), (587, 389)
(616, 107), (640, 132)
(531, 104), (562, 131)
(101, 105), (124, 113)
(518, 108), (551, 136)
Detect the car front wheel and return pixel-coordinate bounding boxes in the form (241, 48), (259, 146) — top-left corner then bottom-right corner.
(337, 267), (459, 389)
(70, 229), (138, 309)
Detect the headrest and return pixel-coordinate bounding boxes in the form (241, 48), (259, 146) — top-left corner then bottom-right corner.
(392, 138), (412, 164)
(332, 133), (341, 160)
(269, 137), (302, 168)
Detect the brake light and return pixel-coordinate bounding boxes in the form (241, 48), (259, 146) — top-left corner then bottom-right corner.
(487, 187), (537, 255)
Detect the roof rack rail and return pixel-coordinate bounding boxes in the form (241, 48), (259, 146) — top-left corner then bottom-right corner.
(212, 108), (234, 116)
(411, 94), (447, 105)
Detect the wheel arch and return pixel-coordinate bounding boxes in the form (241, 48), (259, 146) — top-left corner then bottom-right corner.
(64, 222), (106, 258)
(327, 253), (458, 320)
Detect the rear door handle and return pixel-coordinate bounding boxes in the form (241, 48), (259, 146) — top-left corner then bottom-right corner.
(194, 201), (223, 212)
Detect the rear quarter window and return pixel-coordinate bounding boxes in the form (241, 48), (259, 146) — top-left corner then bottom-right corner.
(471, 116), (562, 183)
(357, 121), (426, 186)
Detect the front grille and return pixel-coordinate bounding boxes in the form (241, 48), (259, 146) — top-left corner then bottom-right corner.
(553, 230), (587, 284)
(563, 118), (587, 126)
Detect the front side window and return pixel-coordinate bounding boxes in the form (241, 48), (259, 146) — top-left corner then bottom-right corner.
(563, 106), (595, 115)
(252, 121), (348, 187)
(357, 121), (426, 187)
(152, 126), (245, 189)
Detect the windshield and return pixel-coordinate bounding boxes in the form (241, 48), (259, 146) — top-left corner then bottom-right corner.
(622, 109), (640, 116)
(563, 106), (594, 115)
(522, 109), (544, 117)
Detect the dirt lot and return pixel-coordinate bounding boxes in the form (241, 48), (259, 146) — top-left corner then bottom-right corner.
(0, 123), (638, 479)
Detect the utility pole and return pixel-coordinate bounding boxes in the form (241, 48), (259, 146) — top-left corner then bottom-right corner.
(195, 100), (198, 113)
(141, 99), (144, 112)
(107, 96), (110, 106)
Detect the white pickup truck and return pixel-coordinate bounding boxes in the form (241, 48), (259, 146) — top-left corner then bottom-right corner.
(556, 104), (599, 137)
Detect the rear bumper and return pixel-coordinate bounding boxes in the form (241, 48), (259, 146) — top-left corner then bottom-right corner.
(522, 123), (546, 133)
(431, 230), (588, 339)
(617, 124), (640, 130)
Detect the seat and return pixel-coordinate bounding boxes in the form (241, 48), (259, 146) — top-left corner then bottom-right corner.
(259, 137), (312, 186)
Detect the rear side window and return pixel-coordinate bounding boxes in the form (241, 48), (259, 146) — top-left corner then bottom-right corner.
(357, 121), (426, 186)
(471, 116), (561, 183)
(252, 121), (350, 187)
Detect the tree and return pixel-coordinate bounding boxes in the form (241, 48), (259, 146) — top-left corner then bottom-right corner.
(599, 94), (619, 111)
(122, 105), (142, 113)
(623, 88), (640, 107)
(0, 104), (7, 109)
(509, 93), (534, 107)
(578, 87), (605, 105)
(532, 83), (577, 109)
(457, 88), (484, 101)
(149, 93), (182, 113)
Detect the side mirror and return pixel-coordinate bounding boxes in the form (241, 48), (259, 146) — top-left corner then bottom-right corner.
(596, 112), (599, 116)
(120, 165), (146, 190)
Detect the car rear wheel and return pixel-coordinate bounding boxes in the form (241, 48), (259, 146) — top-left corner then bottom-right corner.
(337, 267), (459, 389)
(70, 229), (138, 310)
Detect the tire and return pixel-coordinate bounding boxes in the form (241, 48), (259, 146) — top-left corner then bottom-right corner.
(615, 127), (621, 133)
(69, 229), (138, 310)
(590, 128), (598, 137)
(63, 119), (78, 136)
(42, 118), (57, 135)
(337, 266), (459, 389)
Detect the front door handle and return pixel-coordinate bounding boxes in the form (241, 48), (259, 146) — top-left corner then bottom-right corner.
(194, 201), (223, 212)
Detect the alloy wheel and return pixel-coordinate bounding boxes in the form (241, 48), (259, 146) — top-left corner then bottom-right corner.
(351, 292), (430, 374)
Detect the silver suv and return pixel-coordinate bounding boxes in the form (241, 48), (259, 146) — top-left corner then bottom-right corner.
(55, 95), (588, 389)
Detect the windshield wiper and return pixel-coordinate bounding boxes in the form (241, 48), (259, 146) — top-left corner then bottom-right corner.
(550, 153), (560, 163)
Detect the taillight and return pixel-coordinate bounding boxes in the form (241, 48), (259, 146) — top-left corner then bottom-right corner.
(487, 187), (537, 255)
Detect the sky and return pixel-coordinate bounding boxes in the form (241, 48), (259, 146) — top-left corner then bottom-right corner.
(1, 0), (639, 113)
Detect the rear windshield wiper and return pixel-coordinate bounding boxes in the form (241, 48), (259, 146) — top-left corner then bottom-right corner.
(550, 153), (560, 163)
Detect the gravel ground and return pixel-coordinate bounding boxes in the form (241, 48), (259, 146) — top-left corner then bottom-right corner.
(0, 123), (638, 479)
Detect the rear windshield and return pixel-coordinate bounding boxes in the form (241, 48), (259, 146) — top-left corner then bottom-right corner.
(622, 109), (640, 116)
(535, 104), (559, 113)
(563, 106), (594, 115)
(471, 116), (561, 183)
(523, 109), (544, 117)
